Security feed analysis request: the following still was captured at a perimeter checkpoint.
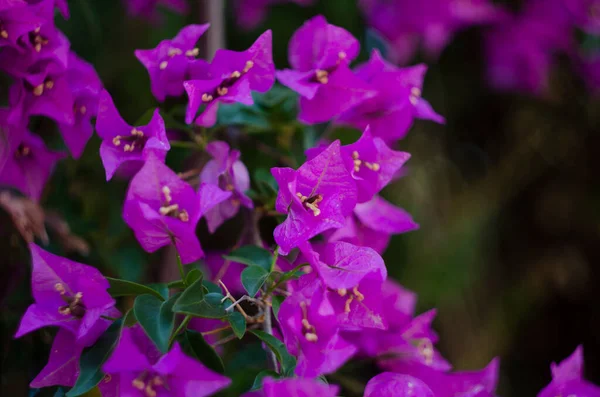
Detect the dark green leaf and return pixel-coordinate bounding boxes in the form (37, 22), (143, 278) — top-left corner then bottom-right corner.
(185, 268), (203, 286)
(224, 245), (273, 271)
(173, 278), (228, 318)
(147, 283), (169, 300)
(216, 102), (270, 130)
(250, 370), (280, 391)
(272, 295), (285, 321)
(228, 311), (246, 339)
(134, 293), (178, 353)
(183, 330), (225, 374)
(249, 330), (296, 375)
(67, 319), (123, 396)
(241, 266), (270, 297)
(202, 280), (221, 294)
(106, 277), (165, 301)
(167, 280), (186, 290)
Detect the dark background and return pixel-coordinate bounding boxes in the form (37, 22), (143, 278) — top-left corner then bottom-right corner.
(1, 1), (600, 396)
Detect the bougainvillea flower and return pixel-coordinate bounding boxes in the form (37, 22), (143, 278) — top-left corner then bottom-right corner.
(234, 0), (316, 31)
(8, 65), (74, 126)
(0, 130), (63, 201)
(358, 0), (504, 64)
(307, 126), (411, 202)
(95, 89), (170, 180)
(485, 0), (574, 95)
(342, 279), (417, 356)
(377, 309), (452, 372)
(15, 244), (117, 345)
(243, 376), (340, 397)
(29, 329), (84, 388)
(135, 23), (210, 101)
(0, 2), (46, 49)
(299, 240), (386, 290)
(271, 140), (357, 255)
(276, 15), (376, 123)
(326, 195), (419, 253)
(364, 372), (435, 397)
(57, 52), (103, 158)
(124, 0), (189, 21)
(338, 50), (444, 143)
(538, 345), (600, 397)
(103, 326), (231, 397)
(184, 30), (274, 127)
(393, 358), (500, 397)
(123, 153), (231, 264)
(278, 278), (356, 377)
(200, 141), (253, 233)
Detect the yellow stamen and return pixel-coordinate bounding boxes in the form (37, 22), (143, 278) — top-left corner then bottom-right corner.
(54, 283), (66, 294)
(409, 87), (421, 106)
(159, 203), (179, 216)
(315, 69), (329, 84)
(230, 70), (241, 79)
(337, 288), (347, 297)
(132, 379), (145, 390)
(1, 30), (8, 39)
(217, 86), (228, 96)
(201, 93), (213, 103)
(185, 48), (199, 57)
(32, 84), (44, 96)
(112, 136), (121, 146)
(131, 128), (144, 137)
(344, 295), (354, 313)
(364, 162), (380, 171)
(352, 286), (364, 302)
(305, 332), (318, 342)
(58, 306), (71, 315)
(178, 210), (189, 222)
(145, 384), (157, 397)
(159, 61), (168, 70)
(162, 186), (172, 203)
(168, 48), (182, 57)
(243, 60), (254, 73)
(45, 80), (54, 90)
(79, 105), (87, 115)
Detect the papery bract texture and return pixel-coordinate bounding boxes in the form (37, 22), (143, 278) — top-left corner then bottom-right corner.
(123, 153), (231, 264)
(15, 244), (117, 346)
(272, 140), (357, 255)
(95, 89), (170, 180)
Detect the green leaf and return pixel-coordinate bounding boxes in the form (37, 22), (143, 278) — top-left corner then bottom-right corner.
(185, 268), (203, 286)
(216, 102), (270, 130)
(202, 280), (221, 294)
(173, 278), (228, 318)
(183, 330), (225, 374)
(147, 283), (169, 300)
(249, 330), (296, 375)
(67, 319), (124, 396)
(272, 295), (285, 321)
(250, 370), (280, 391)
(241, 266), (270, 297)
(134, 293), (178, 353)
(228, 311), (246, 339)
(106, 277), (166, 301)
(224, 245), (273, 271)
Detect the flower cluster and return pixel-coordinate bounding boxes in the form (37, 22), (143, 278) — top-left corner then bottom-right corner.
(5, 3), (600, 397)
(0, 0), (103, 200)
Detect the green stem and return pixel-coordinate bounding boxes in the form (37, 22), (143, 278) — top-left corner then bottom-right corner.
(270, 246), (279, 272)
(169, 315), (192, 349)
(100, 315), (119, 322)
(175, 250), (186, 287)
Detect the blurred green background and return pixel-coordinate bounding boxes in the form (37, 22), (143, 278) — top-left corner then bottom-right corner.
(1, 1), (600, 396)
